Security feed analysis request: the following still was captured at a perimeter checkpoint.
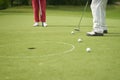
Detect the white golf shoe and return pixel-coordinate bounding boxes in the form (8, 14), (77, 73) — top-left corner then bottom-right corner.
(33, 22), (39, 27)
(42, 22), (47, 27)
(87, 31), (104, 36)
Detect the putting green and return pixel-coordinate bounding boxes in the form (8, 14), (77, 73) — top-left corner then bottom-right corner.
(0, 41), (75, 58)
(0, 5), (120, 80)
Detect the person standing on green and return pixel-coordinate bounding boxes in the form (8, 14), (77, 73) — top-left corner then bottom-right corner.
(87, 0), (108, 36)
(32, 0), (47, 27)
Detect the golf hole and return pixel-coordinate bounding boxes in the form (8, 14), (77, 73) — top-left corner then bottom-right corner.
(28, 47), (36, 50)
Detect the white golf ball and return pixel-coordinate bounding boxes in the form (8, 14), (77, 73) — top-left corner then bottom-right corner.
(86, 48), (91, 52)
(71, 31), (75, 34)
(78, 38), (82, 42)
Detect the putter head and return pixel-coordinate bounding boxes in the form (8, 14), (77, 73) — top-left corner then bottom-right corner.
(74, 28), (80, 31)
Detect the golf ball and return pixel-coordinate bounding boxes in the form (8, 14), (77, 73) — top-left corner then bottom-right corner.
(86, 48), (91, 52)
(71, 31), (75, 34)
(78, 38), (82, 42)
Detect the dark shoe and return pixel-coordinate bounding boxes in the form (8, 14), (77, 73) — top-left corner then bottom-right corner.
(103, 30), (108, 34)
(87, 31), (104, 36)
(42, 22), (47, 27)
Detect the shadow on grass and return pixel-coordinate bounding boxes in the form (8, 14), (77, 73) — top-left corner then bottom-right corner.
(48, 25), (90, 28)
(48, 25), (75, 27)
(105, 32), (120, 37)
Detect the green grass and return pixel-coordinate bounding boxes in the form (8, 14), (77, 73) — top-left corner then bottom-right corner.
(0, 5), (120, 80)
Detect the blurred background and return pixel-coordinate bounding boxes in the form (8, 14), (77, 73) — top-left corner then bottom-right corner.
(0, 0), (120, 10)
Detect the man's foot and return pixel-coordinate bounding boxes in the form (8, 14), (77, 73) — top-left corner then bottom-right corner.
(87, 31), (104, 36)
(103, 30), (108, 34)
(33, 22), (39, 27)
(42, 22), (47, 27)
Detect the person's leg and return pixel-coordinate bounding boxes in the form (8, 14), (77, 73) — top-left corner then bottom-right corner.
(102, 0), (108, 33)
(32, 0), (40, 26)
(40, 0), (46, 22)
(40, 0), (47, 27)
(91, 0), (103, 33)
(87, 0), (107, 36)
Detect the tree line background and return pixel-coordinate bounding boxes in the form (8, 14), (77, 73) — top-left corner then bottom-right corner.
(0, 0), (119, 10)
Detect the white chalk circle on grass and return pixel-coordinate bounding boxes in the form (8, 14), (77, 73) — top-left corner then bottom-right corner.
(0, 41), (75, 58)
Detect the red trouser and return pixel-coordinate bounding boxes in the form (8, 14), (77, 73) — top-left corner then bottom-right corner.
(32, 0), (46, 22)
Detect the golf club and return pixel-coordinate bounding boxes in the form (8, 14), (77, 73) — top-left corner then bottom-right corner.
(74, 1), (89, 31)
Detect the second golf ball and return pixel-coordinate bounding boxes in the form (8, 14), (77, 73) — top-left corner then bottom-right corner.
(78, 38), (82, 42)
(86, 48), (91, 52)
(71, 31), (75, 34)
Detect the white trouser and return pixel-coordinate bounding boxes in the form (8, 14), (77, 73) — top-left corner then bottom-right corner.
(91, 0), (108, 33)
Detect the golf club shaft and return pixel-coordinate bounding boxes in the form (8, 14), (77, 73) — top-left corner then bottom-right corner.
(77, 1), (89, 30)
